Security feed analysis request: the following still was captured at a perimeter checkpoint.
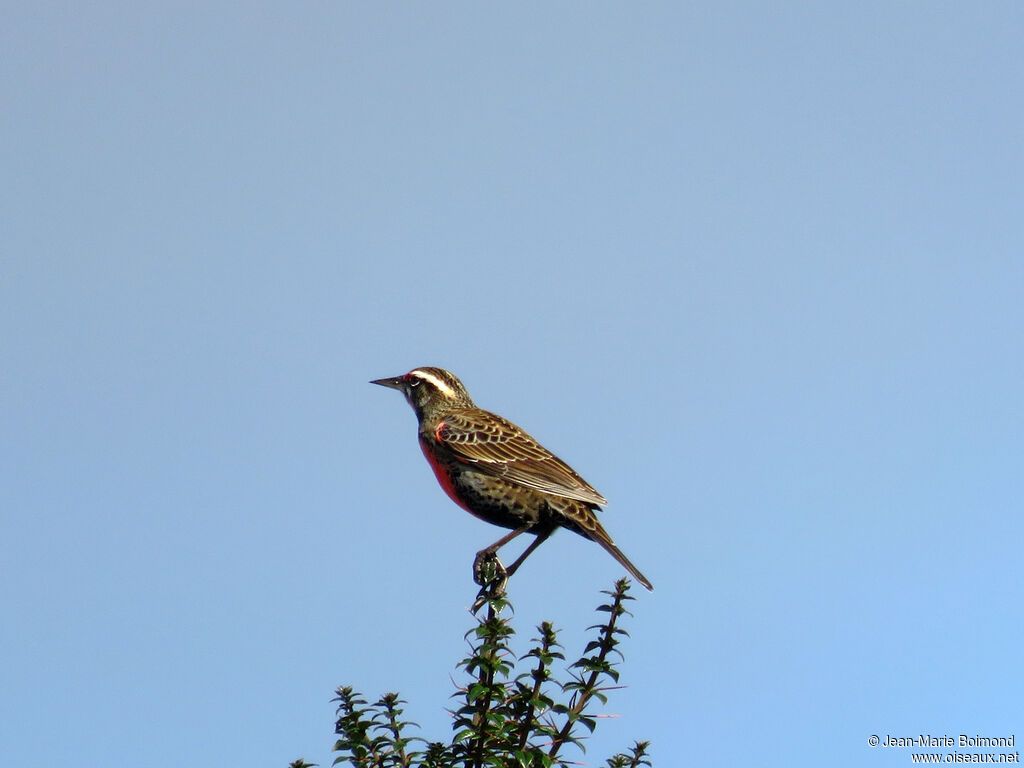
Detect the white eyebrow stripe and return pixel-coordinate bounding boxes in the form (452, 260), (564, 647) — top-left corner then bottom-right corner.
(410, 369), (455, 397)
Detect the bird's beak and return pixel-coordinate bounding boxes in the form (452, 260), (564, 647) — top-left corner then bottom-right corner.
(370, 376), (406, 391)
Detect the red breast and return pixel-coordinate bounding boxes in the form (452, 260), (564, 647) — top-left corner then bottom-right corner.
(419, 436), (473, 514)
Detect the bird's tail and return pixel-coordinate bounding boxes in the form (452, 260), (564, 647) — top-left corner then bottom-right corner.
(561, 502), (654, 591)
(599, 538), (654, 591)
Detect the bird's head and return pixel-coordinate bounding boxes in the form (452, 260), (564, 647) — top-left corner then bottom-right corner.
(371, 367), (475, 418)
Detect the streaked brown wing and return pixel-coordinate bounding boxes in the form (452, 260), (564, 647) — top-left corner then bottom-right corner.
(435, 409), (608, 506)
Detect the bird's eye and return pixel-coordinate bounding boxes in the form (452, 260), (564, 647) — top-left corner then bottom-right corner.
(409, 378), (421, 388)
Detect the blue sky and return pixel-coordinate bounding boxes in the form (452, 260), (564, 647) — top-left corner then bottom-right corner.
(3, 3), (1022, 766)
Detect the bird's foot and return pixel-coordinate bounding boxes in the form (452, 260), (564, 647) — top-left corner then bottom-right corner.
(473, 549), (508, 597)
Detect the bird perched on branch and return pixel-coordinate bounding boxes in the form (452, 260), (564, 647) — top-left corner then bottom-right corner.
(371, 367), (653, 591)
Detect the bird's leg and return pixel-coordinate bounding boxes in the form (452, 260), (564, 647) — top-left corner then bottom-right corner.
(503, 527), (553, 579)
(473, 525), (531, 589)
(472, 524), (556, 597)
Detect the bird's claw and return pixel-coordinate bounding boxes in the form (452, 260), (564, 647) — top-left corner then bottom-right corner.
(473, 549), (508, 594)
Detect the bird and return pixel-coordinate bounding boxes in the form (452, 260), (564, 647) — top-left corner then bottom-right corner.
(370, 367), (653, 591)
